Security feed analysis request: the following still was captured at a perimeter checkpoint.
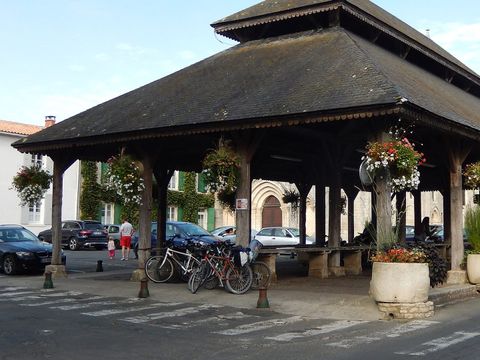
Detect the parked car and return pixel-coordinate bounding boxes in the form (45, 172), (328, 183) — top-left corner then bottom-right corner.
(210, 226), (258, 243)
(38, 220), (108, 251)
(0, 224), (66, 275)
(254, 227), (314, 247)
(132, 221), (222, 258)
(103, 224), (121, 249)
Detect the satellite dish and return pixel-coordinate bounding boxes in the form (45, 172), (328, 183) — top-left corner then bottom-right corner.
(359, 160), (373, 186)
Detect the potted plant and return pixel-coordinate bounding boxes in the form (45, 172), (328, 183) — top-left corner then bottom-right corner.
(370, 247), (430, 303)
(362, 137), (425, 192)
(11, 165), (53, 206)
(464, 205), (480, 284)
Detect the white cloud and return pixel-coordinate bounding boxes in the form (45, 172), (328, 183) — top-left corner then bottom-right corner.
(67, 64), (86, 72)
(94, 52), (110, 61)
(116, 42), (134, 51)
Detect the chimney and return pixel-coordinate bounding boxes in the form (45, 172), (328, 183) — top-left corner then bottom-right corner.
(44, 115), (56, 128)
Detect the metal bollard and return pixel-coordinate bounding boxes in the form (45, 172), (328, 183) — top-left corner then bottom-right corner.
(138, 278), (150, 298)
(43, 272), (54, 289)
(96, 260), (103, 272)
(256, 287), (270, 308)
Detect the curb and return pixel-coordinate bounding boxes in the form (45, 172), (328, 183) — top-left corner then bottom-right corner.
(429, 284), (479, 308)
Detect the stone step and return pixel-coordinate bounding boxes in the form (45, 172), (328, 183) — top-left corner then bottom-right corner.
(428, 284), (479, 308)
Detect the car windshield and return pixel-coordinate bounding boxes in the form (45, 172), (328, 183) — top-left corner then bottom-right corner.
(288, 228), (300, 237)
(85, 223), (103, 230)
(0, 228), (40, 243)
(179, 223), (211, 236)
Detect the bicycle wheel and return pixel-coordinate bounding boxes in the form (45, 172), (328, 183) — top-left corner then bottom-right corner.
(189, 260), (209, 294)
(145, 255), (174, 283)
(225, 264), (253, 295)
(251, 261), (271, 289)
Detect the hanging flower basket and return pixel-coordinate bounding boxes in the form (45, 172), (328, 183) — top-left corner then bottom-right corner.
(361, 137), (425, 192)
(202, 139), (240, 210)
(463, 162), (480, 189)
(104, 154), (144, 206)
(282, 190), (300, 209)
(11, 165), (53, 206)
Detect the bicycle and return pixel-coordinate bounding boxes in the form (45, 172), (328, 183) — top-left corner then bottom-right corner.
(188, 242), (253, 295)
(145, 244), (202, 283)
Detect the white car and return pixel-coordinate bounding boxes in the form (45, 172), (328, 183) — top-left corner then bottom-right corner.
(210, 226), (258, 243)
(254, 227), (314, 246)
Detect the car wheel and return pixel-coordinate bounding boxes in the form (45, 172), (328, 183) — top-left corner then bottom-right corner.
(3, 255), (18, 275)
(69, 237), (79, 251)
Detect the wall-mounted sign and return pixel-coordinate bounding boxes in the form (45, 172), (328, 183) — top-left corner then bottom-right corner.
(235, 198), (248, 210)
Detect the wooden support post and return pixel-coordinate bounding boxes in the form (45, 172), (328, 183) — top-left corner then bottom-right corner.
(396, 192), (406, 244)
(374, 169), (392, 250)
(296, 182), (312, 245)
(446, 140), (470, 283)
(153, 166), (174, 251)
(344, 186), (359, 244)
(314, 170), (326, 246)
(45, 155), (75, 279)
(413, 190), (422, 237)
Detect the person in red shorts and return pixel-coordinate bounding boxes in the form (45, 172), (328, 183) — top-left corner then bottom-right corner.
(119, 218), (134, 260)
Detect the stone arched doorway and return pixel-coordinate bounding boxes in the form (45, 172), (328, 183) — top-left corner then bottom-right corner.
(262, 195), (282, 227)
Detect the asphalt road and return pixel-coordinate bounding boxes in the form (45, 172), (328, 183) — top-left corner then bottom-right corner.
(1, 250), (480, 359)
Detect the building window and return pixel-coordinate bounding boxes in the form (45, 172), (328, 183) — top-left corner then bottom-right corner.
(101, 203), (114, 224)
(167, 206), (177, 221)
(168, 171), (179, 190)
(28, 202), (41, 223)
(31, 154), (44, 168)
(198, 209), (207, 229)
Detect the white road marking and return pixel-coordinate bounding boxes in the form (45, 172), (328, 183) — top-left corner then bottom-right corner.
(327, 320), (438, 348)
(121, 304), (222, 324)
(21, 298), (78, 306)
(157, 311), (258, 329)
(395, 331), (480, 356)
(50, 297), (141, 310)
(0, 295), (42, 302)
(38, 291), (83, 297)
(0, 291), (36, 297)
(266, 320), (368, 342)
(214, 316), (303, 336)
(2, 287), (29, 291)
(82, 302), (182, 317)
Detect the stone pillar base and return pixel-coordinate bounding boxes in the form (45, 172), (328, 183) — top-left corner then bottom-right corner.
(44, 265), (67, 279)
(328, 266), (346, 277)
(377, 301), (434, 320)
(131, 269), (146, 282)
(447, 270), (468, 285)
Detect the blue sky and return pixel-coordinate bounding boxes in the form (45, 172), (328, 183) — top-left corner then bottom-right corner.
(1, 1), (479, 126)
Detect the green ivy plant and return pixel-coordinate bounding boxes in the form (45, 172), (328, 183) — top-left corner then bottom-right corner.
(80, 161), (101, 219)
(11, 165), (52, 206)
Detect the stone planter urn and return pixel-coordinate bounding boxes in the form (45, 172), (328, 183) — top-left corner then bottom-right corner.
(370, 262), (430, 303)
(466, 254), (480, 284)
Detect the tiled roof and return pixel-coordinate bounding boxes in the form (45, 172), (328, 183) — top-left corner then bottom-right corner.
(13, 27), (480, 151)
(0, 119), (42, 136)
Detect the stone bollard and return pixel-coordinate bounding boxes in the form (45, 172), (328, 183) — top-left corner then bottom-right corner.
(256, 287), (270, 308)
(96, 260), (103, 272)
(138, 278), (150, 298)
(43, 271), (54, 289)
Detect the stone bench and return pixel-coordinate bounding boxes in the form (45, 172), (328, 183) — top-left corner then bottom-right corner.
(258, 245), (372, 281)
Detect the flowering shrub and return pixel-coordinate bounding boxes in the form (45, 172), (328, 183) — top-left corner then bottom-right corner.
(362, 137), (425, 192)
(370, 247), (427, 263)
(11, 165), (52, 206)
(463, 162), (480, 189)
(104, 154), (144, 205)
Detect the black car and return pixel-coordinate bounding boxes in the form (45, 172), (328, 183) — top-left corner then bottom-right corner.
(0, 224), (66, 275)
(131, 221), (221, 258)
(38, 220), (108, 251)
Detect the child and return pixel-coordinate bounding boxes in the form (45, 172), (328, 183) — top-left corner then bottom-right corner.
(107, 236), (116, 259)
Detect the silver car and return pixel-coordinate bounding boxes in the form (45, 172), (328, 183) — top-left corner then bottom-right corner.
(254, 227), (314, 246)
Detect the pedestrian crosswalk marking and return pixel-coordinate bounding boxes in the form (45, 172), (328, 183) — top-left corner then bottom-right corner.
(121, 304), (222, 324)
(395, 331), (480, 356)
(82, 302), (182, 317)
(214, 316), (303, 335)
(0, 290), (36, 297)
(50, 297), (143, 310)
(21, 298), (78, 307)
(327, 320), (438, 348)
(265, 320), (367, 342)
(159, 311), (259, 329)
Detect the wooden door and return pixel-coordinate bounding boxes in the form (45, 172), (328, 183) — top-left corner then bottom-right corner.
(262, 196), (282, 228)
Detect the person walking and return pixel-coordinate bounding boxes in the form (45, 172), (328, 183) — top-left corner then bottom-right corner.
(107, 236), (116, 259)
(119, 218), (134, 260)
